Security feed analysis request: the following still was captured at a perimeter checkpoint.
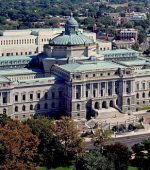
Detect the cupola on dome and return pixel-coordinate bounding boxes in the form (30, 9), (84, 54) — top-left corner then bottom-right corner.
(65, 14), (79, 27)
(49, 13), (94, 46)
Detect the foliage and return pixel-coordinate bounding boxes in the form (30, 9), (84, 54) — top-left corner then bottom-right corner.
(144, 48), (150, 55)
(134, 123), (144, 129)
(55, 116), (84, 159)
(0, 113), (10, 126)
(0, 120), (39, 170)
(131, 43), (139, 51)
(131, 139), (150, 170)
(26, 116), (64, 168)
(137, 105), (150, 111)
(92, 126), (112, 151)
(104, 143), (131, 170)
(76, 151), (115, 170)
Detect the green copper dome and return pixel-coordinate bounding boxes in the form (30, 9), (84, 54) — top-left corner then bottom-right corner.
(49, 14), (94, 46)
(65, 15), (79, 27)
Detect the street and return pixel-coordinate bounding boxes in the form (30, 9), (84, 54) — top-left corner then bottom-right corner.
(85, 133), (150, 150)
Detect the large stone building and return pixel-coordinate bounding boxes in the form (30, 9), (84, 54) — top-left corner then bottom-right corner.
(0, 15), (150, 122)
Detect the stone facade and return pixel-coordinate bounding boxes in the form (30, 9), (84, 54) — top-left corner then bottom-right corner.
(0, 15), (150, 121)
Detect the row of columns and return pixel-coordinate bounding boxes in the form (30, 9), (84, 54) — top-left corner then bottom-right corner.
(72, 80), (134, 100)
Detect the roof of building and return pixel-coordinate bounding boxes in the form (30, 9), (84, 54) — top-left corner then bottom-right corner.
(58, 60), (125, 73)
(0, 55), (37, 62)
(0, 76), (10, 83)
(16, 76), (57, 84)
(101, 49), (138, 55)
(49, 14), (94, 46)
(50, 32), (94, 46)
(65, 14), (79, 27)
(120, 59), (147, 66)
(0, 68), (43, 76)
(135, 69), (150, 75)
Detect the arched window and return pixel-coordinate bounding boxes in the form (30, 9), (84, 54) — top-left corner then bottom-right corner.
(77, 104), (80, 111)
(37, 104), (40, 110)
(127, 98), (130, 105)
(3, 108), (6, 114)
(44, 103), (48, 109)
(15, 106), (18, 112)
(30, 104), (33, 110)
(142, 92), (145, 98)
(22, 105), (26, 111)
(136, 93), (139, 99)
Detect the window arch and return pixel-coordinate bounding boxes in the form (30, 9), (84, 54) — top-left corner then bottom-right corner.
(30, 104), (33, 110)
(77, 104), (80, 111)
(37, 104), (40, 110)
(15, 106), (18, 112)
(127, 98), (130, 105)
(22, 105), (26, 111)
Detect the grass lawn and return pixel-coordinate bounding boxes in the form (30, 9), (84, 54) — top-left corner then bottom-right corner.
(138, 105), (150, 111)
(37, 165), (74, 170)
(128, 166), (138, 170)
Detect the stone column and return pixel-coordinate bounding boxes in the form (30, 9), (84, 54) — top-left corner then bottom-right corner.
(123, 81), (126, 94)
(131, 80), (134, 93)
(82, 84), (86, 98)
(99, 83), (101, 97)
(90, 83), (93, 98)
(105, 82), (108, 96)
(97, 83), (100, 97)
(72, 85), (76, 99)
(112, 81), (115, 95)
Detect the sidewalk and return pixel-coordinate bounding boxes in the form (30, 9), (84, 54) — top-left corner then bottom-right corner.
(112, 128), (150, 138)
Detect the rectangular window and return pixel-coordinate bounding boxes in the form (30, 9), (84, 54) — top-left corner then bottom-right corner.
(142, 83), (145, 90)
(86, 91), (88, 98)
(52, 92), (55, 99)
(30, 94), (33, 100)
(45, 92), (48, 99)
(3, 97), (7, 104)
(15, 95), (18, 102)
(22, 94), (26, 101)
(136, 83), (139, 90)
(59, 91), (62, 98)
(37, 93), (40, 99)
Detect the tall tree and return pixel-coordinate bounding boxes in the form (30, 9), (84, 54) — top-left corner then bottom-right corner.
(0, 120), (39, 170)
(55, 116), (84, 160)
(26, 116), (64, 168)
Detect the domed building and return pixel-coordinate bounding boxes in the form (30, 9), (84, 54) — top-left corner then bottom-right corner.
(44, 14), (96, 61)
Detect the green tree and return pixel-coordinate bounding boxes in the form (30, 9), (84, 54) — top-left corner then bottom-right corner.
(104, 143), (131, 170)
(26, 116), (64, 168)
(92, 126), (112, 152)
(0, 120), (39, 170)
(76, 151), (115, 170)
(132, 42), (139, 51)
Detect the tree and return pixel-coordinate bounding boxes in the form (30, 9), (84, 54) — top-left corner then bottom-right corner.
(0, 120), (39, 170)
(76, 151), (115, 170)
(0, 113), (9, 126)
(26, 115), (64, 168)
(92, 126), (112, 152)
(104, 143), (131, 170)
(132, 42), (139, 51)
(55, 116), (84, 160)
